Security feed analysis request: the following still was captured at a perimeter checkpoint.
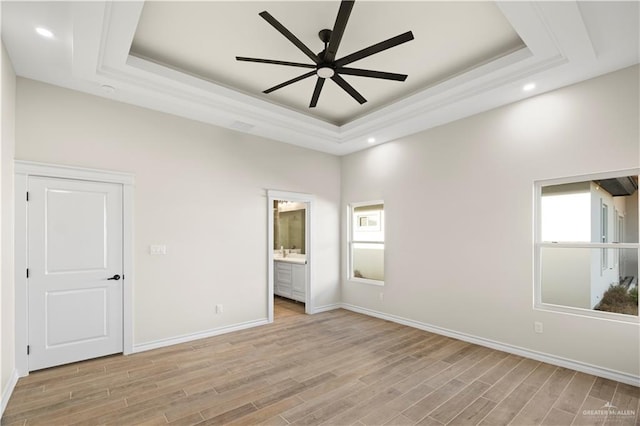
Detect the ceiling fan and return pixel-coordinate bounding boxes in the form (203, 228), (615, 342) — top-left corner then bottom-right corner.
(236, 0), (414, 108)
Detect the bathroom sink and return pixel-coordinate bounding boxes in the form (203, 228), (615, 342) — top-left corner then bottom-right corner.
(273, 253), (307, 264)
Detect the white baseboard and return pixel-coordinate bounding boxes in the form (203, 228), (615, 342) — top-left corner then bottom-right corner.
(341, 303), (640, 387)
(1, 369), (19, 417)
(133, 318), (269, 353)
(311, 303), (341, 314)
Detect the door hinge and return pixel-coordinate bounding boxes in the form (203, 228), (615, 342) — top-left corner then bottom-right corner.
(27, 345), (30, 355)
(26, 191), (29, 202)
(26, 268), (29, 278)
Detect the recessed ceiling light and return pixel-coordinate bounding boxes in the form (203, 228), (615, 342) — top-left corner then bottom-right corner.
(367, 137), (376, 144)
(101, 85), (115, 94)
(35, 27), (54, 39)
(523, 83), (536, 92)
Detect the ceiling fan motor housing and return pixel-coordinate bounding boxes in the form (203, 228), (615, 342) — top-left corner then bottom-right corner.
(319, 29), (333, 44)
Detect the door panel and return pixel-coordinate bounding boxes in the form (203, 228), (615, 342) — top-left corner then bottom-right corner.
(28, 177), (123, 371)
(46, 189), (108, 273)
(45, 288), (108, 346)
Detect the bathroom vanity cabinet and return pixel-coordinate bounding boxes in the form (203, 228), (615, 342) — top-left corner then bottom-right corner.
(274, 260), (306, 302)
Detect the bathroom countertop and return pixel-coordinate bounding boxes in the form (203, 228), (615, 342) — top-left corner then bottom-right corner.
(274, 254), (307, 264)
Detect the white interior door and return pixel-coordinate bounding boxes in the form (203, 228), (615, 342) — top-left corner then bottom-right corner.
(27, 176), (123, 371)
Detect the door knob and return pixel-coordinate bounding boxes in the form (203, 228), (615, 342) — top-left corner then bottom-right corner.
(107, 274), (121, 281)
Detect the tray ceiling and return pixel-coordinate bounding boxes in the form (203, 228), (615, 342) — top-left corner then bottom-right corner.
(1, 1), (639, 155)
(130, 2), (525, 125)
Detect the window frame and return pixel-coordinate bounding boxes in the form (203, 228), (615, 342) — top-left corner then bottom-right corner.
(348, 200), (385, 286)
(615, 212), (623, 267)
(534, 169), (640, 322)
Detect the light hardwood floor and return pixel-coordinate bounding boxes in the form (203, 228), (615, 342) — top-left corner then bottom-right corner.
(2, 298), (638, 426)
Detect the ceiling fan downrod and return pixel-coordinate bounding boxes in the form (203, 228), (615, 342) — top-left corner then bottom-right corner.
(317, 29), (335, 78)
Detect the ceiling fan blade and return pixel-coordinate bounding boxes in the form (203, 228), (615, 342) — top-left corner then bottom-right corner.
(324, 0), (355, 63)
(336, 67), (407, 81)
(236, 57), (316, 69)
(259, 11), (320, 64)
(263, 70), (316, 94)
(309, 77), (325, 108)
(335, 31), (414, 67)
(331, 74), (366, 104)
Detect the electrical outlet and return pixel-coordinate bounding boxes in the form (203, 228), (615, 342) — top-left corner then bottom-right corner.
(216, 304), (223, 314)
(534, 321), (543, 334)
(379, 292), (383, 301)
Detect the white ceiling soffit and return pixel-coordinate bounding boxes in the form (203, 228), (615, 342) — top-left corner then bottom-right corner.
(3, 1), (639, 155)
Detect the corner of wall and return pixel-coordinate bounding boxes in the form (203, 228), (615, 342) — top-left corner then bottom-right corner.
(1, 31), (18, 416)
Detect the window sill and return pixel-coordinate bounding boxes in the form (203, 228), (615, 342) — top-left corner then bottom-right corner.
(349, 277), (384, 286)
(535, 303), (639, 324)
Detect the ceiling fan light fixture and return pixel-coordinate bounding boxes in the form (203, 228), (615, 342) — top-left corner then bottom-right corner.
(317, 67), (335, 79)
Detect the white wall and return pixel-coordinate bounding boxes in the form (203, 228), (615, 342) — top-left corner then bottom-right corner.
(15, 78), (341, 346)
(341, 65), (640, 378)
(1, 38), (17, 410)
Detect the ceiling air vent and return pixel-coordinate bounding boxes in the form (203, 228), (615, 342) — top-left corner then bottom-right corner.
(594, 176), (638, 196)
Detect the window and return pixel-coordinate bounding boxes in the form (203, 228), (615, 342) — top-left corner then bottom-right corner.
(349, 201), (384, 284)
(535, 172), (639, 320)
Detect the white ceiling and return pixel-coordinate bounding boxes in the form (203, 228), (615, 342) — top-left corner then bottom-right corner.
(130, 1), (524, 125)
(1, 1), (639, 155)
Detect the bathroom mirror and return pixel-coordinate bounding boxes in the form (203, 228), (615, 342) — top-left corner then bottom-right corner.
(273, 200), (306, 253)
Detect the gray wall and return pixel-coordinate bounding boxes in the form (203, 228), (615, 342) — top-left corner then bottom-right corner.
(15, 78), (341, 346)
(341, 65), (640, 377)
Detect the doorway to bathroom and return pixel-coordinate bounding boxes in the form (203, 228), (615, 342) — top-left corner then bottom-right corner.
(267, 190), (314, 322)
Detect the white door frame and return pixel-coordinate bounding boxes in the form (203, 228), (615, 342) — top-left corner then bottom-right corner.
(14, 161), (134, 377)
(267, 190), (314, 322)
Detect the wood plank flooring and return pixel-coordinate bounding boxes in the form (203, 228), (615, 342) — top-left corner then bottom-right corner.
(3, 298), (639, 426)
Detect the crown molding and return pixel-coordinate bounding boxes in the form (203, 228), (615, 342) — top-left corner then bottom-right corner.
(62, 0), (630, 156)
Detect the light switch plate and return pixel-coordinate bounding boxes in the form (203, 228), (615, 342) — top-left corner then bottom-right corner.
(150, 245), (167, 255)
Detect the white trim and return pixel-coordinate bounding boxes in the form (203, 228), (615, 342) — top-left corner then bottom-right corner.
(349, 277), (385, 287)
(311, 303), (342, 314)
(132, 319), (268, 353)
(48, 0), (622, 155)
(267, 190), (316, 322)
(340, 303), (640, 387)
(14, 161), (135, 376)
(13, 172), (28, 376)
(534, 168), (640, 188)
(538, 242), (639, 249)
(122, 184), (135, 355)
(535, 303), (639, 324)
(1, 369), (19, 417)
(15, 160), (134, 185)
